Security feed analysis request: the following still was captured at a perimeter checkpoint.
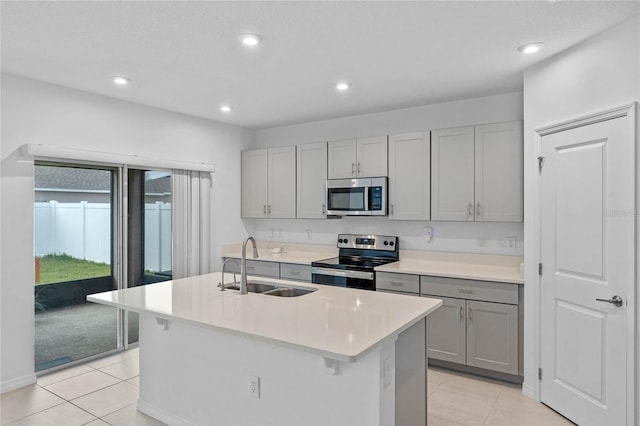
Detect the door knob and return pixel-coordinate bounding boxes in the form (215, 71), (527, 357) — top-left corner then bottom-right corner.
(595, 295), (623, 307)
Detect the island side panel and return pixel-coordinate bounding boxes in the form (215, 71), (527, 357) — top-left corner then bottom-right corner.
(395, 318), (427, 426)
(136, 313), (395, 426)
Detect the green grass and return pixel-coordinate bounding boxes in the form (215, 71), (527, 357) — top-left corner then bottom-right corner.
(36, 254), (111, 285)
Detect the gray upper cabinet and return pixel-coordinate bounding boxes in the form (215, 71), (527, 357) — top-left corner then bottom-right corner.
(388, 132), (430, 220)
(296, 142), (327, 219)
(474, 121), (523, 222)
(431, 126), (476, 221)
(328, 136), (388, 179)
(431, 121), (523, 222)
(241, 146), (296, 219)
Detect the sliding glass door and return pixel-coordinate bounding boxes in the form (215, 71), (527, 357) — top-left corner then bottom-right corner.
(34, 164), (173, 370)
(126, 169), (172, 344)
(34, 164), (119, 371)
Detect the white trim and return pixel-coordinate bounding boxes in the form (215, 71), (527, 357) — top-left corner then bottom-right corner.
(533, 102), (637, 425)
(137, 398), (195, 426)
(22, 144), (215, 173)
(0, 373), (37, 394)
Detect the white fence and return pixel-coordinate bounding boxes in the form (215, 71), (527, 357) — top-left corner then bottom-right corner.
(35, 201), (171, 272)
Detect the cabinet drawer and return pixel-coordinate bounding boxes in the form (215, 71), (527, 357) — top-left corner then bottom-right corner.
(420, 275), (517, 305)
(280, 263), (311, 282)
(222, 258), (279, 278)
(376, 272), (420, 294)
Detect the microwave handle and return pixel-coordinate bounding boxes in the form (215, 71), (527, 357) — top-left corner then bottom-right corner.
(364, 186), (370, 211)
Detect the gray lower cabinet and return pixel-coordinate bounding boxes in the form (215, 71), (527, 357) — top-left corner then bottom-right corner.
(421, 275), (519, 376)
(279, 263), (312, 282)
(222, 258), (311, 282)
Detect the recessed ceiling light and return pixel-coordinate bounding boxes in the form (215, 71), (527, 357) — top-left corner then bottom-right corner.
(112, 76), (130, 85)
(336, 82), (350, 91)
(517, 42), (544, 54)
(220, 105), (233, 113)
(240, 33), (263, 47)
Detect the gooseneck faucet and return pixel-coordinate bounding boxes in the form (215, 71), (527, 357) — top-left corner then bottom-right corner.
(240, 236), (259, 294)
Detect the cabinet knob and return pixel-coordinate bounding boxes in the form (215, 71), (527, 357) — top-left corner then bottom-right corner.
(476, 202), (481, 218)
(459, 306), (464, 322)
(351, 162), (355, 176)
(322, 204), (326, 214)
(467, 202), (474, 217)
(263, 205), (266, 215)
(468, 307), (473, 324)
(357, 162), (361, 175)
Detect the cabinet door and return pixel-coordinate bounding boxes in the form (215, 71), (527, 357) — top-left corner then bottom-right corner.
(267, 146), (296, 218)
(431, 126), (475, 221)
(424, 296), (466, 364)
(475, 121), (523, 222)
(241, 149), (268, 218)
(328, 139), (357, 179)
(388, 132), (430, 220)
(296, 142), (327, 219)
(466, 300), (518, 375)
(356, 135), (388, 177)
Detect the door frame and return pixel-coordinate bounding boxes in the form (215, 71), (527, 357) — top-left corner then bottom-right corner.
(530, 103), (637, 424)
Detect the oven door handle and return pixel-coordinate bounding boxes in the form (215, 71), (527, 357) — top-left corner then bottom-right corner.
(311, 267), (374, 281)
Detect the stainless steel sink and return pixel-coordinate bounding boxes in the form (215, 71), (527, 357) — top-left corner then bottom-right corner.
(246, 282), (278, 293)
(262, 287), (315, 297)
(225, 280), (315, 297)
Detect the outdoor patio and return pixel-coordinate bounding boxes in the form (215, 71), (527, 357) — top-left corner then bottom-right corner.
(35, 303), (139, 372)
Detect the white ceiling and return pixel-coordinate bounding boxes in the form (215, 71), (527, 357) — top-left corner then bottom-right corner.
(1, 1), (638, 129)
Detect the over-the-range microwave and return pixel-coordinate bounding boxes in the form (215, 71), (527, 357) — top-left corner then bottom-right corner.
(326, 177), (387, 216)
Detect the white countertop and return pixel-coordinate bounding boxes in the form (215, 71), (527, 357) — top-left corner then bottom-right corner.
(88, 272), (442, 362)
(376, 250), (524, 284)
(221, 242), (336, 265)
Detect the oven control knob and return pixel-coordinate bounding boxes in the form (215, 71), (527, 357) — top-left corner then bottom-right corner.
(343, 238), (349, 243)
(389, 241), (395, 246)
(338, 238), (344, 243)
(383, 241), (389, 246)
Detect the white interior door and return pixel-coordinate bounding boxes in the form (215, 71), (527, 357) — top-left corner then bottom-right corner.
(540, 113), (634, 426)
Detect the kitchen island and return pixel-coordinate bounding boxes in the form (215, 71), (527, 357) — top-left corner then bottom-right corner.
(88, 272), (442, 426)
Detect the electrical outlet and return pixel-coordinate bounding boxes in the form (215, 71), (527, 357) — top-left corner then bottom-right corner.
(306, 229), (312, 240)
(249, 375), (260, 399)
(424, 227), (433, 243)
(507, 236), (516, 250)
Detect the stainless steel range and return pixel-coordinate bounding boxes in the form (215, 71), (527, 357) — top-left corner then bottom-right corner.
(311, 233), (399, 291)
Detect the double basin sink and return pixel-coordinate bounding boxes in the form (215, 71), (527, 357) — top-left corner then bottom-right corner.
(224, 281), (316, 297)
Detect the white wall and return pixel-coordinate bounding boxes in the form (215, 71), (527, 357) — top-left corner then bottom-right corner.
(0, 74), (255, 391)
(522, 14), (640, 413)
(253, 92), (525, 255)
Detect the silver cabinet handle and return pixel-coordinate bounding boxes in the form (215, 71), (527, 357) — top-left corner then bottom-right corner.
(267, 205), (271, 214)
(595, 295), (623, 307)
(476, 202), (481, 218)
(351, 162), (355, 176)
(357, 162), (361, 175)
(246, 266), (255, 271)
(263, 205), (266, 215)
(322, 204), (326, 214)
(389, 282), (404, 287)
(468, 307), (473, 324)
(467, 202), (473, 217)
(459, 305), (464, 322)
(390, 203), (394, 215)
(290, 270), (300, 276)
(458, 288), (473, 294)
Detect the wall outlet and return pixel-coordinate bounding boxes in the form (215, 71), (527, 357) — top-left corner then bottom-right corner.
(249, 375), (260, 399)
(507, 236), (516, 250)
(306, 229), (312, 240)
(424, 226), (433, 243)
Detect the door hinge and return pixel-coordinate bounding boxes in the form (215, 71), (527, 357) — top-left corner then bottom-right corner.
(537, 156), (545, 173)
(538, 263), (543, 276)
(538, 368), (542, 380)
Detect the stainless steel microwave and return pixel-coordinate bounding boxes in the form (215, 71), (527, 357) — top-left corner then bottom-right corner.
(326, 177), (387, 216)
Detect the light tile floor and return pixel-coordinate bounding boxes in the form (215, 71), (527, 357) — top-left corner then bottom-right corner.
(2, 348), (574, 425)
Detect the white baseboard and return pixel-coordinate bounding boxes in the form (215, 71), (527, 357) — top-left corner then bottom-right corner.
(1, 373), (37, 394)
(521, 381), (537, 401)
(137, 398), (194, 426)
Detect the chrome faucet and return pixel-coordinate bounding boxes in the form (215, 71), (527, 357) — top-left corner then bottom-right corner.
(240, 236), (259, 295)
(219, 258), (240, 291)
